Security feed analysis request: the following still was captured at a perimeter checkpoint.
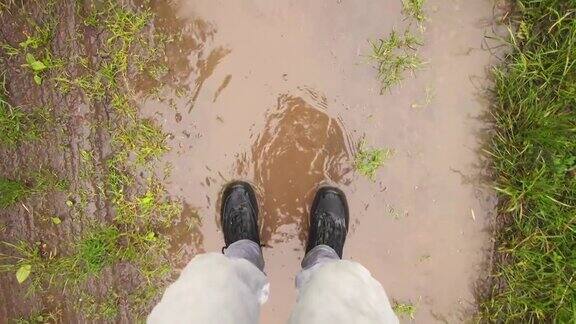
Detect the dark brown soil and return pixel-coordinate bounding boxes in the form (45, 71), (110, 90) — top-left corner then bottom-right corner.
(0, 1), (205, 322)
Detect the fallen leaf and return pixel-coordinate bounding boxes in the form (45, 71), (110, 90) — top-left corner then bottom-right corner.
(16, 264), (31, 283)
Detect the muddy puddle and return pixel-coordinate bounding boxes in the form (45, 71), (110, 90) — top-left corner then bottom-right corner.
(138, 0), (499, 322)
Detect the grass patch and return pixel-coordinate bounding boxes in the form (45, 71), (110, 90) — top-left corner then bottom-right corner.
(0, 170), (67, 208)
(481, 0), (576, 322)
(368, 30), (424, 92)
(76, 226), (120, 274)
(0, 223), (168, 292)
(369, 0), (428, 92)
(1, 0), (182, 319)
(113, 118), (169, 164)
(0, 238), (76, 292)
(392, 300), (416, 320)
(0, 103), (51, 146)
(0, 75), (51, 146)
(0, 178), (29, 208)
(0, 98), (31, 146)
(18, 19), (56, 52)
(31, 169), (69, 193)
(354, 140), (392, 181)
(0, 240), (55, 293)
(1, 16), (61, 86)
(1, 18), (56, 57)
(402, 0), (426, 28)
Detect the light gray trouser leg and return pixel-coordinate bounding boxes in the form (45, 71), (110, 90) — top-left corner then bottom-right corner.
(296, 244), (339, 288)
(147, 252), (269, 324)
(302, 244), (340, 269)
(291, 245), (399, 324)
(149, 243), (397, 324)
(224, 239), (265, 272)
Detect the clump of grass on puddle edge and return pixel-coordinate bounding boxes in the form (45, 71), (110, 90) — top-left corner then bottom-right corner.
(392, 301), (416, 320)
(354, 141), (392, 181)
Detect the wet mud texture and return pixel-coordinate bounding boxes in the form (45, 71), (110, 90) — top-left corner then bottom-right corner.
(143, 0), (499, 323)
(0, 0), (500, 322)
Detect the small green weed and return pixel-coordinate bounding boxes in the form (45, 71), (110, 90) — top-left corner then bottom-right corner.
(107, 163), (180, 227)
(1, 19), (56, 56)
(18, 21), (56, 51)
(369, 30), (424, 92)
(393, 301), (416, 319)
(0, 241), (50, 293)
(54, 68), (108, 101)
(55, 2), (152, 99)
(2, 19), (60, 85)
(369, 0), (427, 92)
(83, 8), (102, 27)
(21, 53), (61, 85)
(354, 141), (392, 181)
(402, 0), (426, 27)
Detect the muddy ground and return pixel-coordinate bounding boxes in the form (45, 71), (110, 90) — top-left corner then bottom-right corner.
(1, 0), (501, 323)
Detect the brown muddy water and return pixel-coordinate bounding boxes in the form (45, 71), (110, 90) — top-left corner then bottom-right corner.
(135, 0), (500, 322)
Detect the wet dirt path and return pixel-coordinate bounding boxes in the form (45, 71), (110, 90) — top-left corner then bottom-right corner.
(143, 0), (497, 322)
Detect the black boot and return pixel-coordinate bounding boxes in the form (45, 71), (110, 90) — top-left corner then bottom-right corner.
(305, 186), (349, 258)
(221, 181), (260, 247)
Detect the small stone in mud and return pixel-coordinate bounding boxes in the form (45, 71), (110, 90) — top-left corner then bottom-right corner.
(175, 112), (182, 123)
